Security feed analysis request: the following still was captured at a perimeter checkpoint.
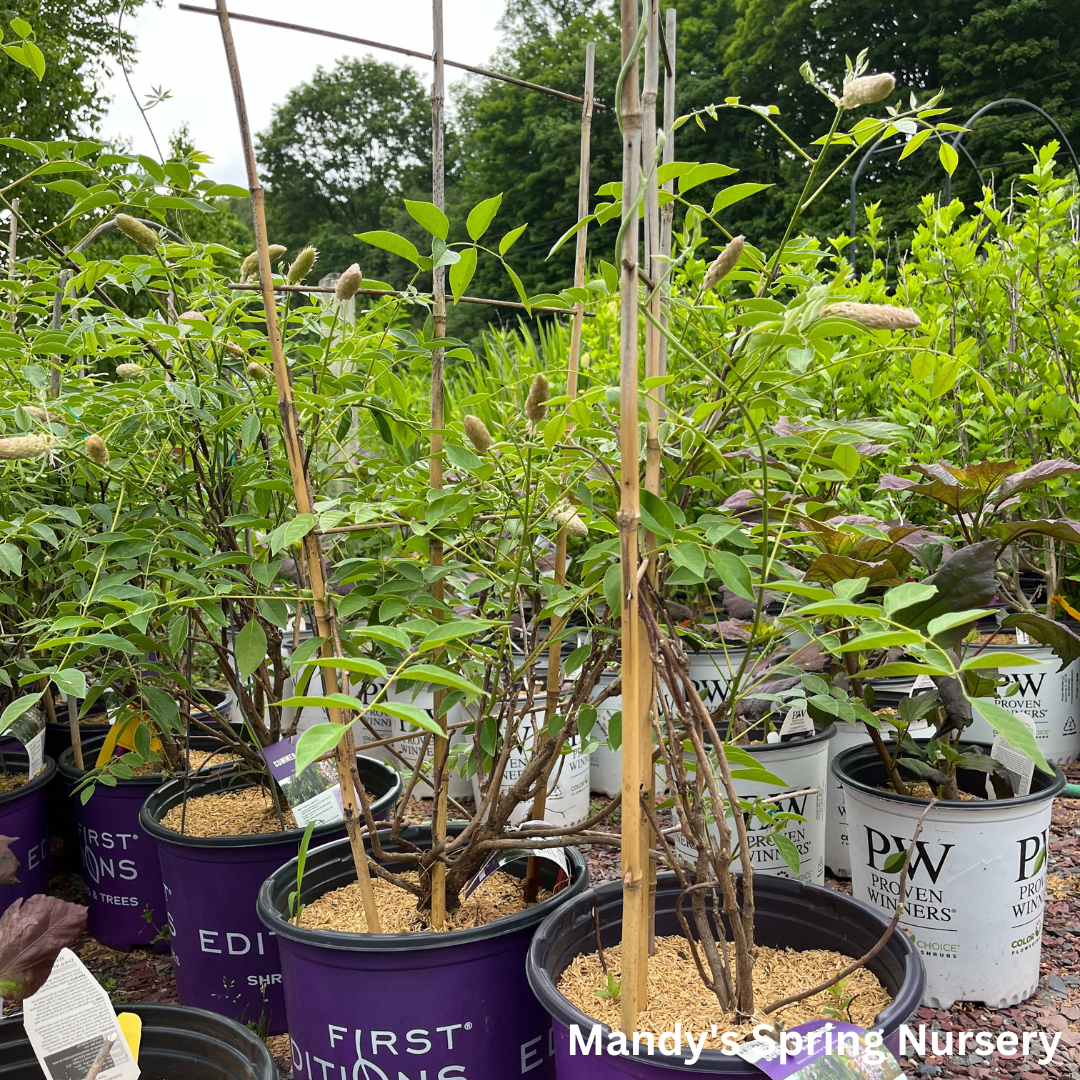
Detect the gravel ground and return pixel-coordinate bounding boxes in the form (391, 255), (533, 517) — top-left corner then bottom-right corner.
(8, 774), (1078, 1079)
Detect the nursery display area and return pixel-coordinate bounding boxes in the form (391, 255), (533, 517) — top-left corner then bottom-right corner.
(2, 2), (1080, 1079)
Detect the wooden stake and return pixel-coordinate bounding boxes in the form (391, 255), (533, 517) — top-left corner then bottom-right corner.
(212, 0), (381, 933)
(428, 0), (449, 931)
(618, 0), (649, 1031)
(526, 42), (596, 905)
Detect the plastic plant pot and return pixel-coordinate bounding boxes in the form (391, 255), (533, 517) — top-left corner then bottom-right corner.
(0, 1001), (275, 1080)
(525, 872), (925, 1076)
(257, 823), (589, 1080)
(834, 741), (1066, 1008)
(139, 755), (402, 1035)
(0, 751), (54, 912)
(673, 725), (835, 885)
(965, 641), (1080, 763)
(58, 735), (239, 953)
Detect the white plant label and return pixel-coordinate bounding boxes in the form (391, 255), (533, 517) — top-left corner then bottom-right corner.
(990, 712), (1037, 798)
(22, 948), (140, 1080)
(780, 707), (814, 737)
(25, 728), (44, 778)
(1015, 628), (1031, 646)
(909, 674), (936, 694)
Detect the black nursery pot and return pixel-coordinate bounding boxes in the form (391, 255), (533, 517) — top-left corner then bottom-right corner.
(257, 823), (589, 1080)
(527, 873), (925, 1077)
(139, 756), (402, 1036)
(0, 1002), (275, 1080)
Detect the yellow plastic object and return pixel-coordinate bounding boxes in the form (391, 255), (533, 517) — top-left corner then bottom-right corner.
(94, 710), (161, 768)
(117, 1012), (141, 1062)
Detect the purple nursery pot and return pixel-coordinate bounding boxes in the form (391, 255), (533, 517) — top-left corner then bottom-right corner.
(58, 734), (240, 953)
(525, 874), (925, 1077)
(0, 1001), (275, 1080)
(0, 752), (54, 913)
(140, 756), (402, 1036)
(257, 823), (589, 1080)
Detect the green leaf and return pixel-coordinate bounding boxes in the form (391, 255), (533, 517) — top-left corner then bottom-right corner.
(235, 618), (267, 680)
(1001, 613), (1080, 671)
(927, 609), (998, 638)
(772, 832), (802, 874)
(287, 635), (327, 674)
(354, 625), (411, 650)
(972, 698), (1053, 774)
(639, 490), (674, 540)
(404, 199), (448, 240)
(711, 552), (754, 603)
(0, 543), (22, 576)
(938, 140), (959, 176)
(710, 182), (773, 213)
(881, 851), (907, 874)
(304, 657), (389, 680)
(831, 443), (860, 478)
(449, 246), (477, 303)
(283, 513), (317, 548)
(883, 582), (937, 616)
(52, 668), (86, 698)
(356, 231), (420, 265)
(467, 194), (502, 241)
(670, 542), (707, 580)
(603, 562), (623, 613)
(240, 412), (261, 451)
(504, 263), (530, 313)
(677, 162), (738, 193)
(295, 722), (347, 774)
(419, 619), (491, 652)
(144, 687), (180, 732)
(960, 651), (1039, 671)
(379, 701), (444, 735)
(431, 237), (460, 269)
(499, 224), (527, 255)
(446, 443), (482, 471)
(0, 692), (40, 734)
(396, 664), (482, 696)
(276, 693), (365, 711)
(836, 630), (921, 653)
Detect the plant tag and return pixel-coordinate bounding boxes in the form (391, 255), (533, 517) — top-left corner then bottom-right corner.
(989, 711), (1037, 798)
(2, 706), (45, 777)
(733, 1020), (901, 1079)
(779, 707), (813, 737)
(261, 735), (344, 827)
(909, 673), (936, 694)
(463, 820), (569, 900)
(1015, 628), (1031, 645)
(22, 948), (140, 1080)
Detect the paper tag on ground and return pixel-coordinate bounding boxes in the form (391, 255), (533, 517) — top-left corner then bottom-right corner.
(261, 735), (344, 827)
(909, 674), (936, 694)
(22, 948), (140, 1080)
(990, 711), (1037, 798)
(735, 1021), (901, 1079)
(779, 707), (814, 737)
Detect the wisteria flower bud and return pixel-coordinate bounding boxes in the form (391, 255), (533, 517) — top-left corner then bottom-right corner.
(463, 415), (493, 454)
(223, 342), (247, 360)
(115, 214), (158, 250)
(524, 374), (550, 422)
(115, 363), (144, 380)
(23, 406), (51, 422)
(85, 434), (109, 467)
(287, 246), (318, 285)
(179, 310), (207, 323)
(335, 263), (363, 301)
(246, 361), (272, 381)
(0, 434), (53, 460)
(702, 235), (745, 291)
(240, 246), (287, 282)
(551, 501), (588, 539)
(823, 301), (920, 330)
(842, 73), (896, 109)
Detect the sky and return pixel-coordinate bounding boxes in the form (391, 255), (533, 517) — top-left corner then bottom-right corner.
(99, 1), (507, 186)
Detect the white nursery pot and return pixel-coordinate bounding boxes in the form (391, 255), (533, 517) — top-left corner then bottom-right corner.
(589, 674), (668, 800)
(684, 645), (750, 711)
(471, 702), (591, 828)
(835, 741), (1066, 1009)
(967, 641), (1080, 764)
(673, 725), (834, 885)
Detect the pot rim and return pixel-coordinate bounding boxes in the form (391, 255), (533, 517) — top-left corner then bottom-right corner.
(138, 755), (403, 849)
(58, 733), (239, 787)
(0, 753), (55, 806)
(525, 873), (924, 1074)
(832, 740), (1066, 810)
(258, 822), (589, 953)
(716, 721), (836, 755)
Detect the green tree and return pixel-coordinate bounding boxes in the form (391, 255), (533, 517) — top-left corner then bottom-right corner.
(257, 56), (436, 279)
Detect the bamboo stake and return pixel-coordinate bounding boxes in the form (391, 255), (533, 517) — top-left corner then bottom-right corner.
(640, 0), (663, 962)
(526, 42), (596, 904)
(428, 0), (449, 931)
(618, 0), (650, 1030)
(211, 0), (381, 932)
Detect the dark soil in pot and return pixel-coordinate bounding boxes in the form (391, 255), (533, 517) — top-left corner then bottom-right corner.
(0, 1001), (274, 1079)
(139, 755), (401, 1035)
(257, 822), (589, 1080)
(526, 872), (924, 1076)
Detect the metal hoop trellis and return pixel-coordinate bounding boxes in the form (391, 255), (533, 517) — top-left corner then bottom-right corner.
(849, 97), (1080, 275)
